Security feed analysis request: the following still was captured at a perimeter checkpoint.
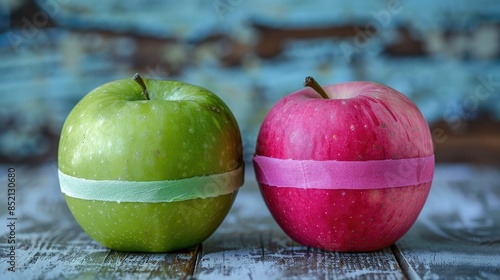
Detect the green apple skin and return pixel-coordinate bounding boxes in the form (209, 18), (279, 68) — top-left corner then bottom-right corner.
(58, 77), (243, 252)
(64, 194), (237, 252)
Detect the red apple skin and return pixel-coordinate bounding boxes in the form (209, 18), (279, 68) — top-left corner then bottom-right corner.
(255, 81), (434, 252)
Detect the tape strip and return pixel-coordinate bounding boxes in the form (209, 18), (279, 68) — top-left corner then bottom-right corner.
(253, 155), (434, 190)
(59, 165), (244, 203)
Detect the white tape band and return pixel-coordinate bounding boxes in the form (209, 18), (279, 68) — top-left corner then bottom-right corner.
(59, 165), (244, 203)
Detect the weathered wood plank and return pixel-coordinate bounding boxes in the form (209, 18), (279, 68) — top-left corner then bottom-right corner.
(195, 177), (406, 279)
(0, 230), (199, 280)
(3, 163), (500, 279)
(395, 164), (500, 279)
(0, 164), (197, 280)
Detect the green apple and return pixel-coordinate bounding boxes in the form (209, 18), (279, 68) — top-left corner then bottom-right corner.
(58, 74), (243, 252)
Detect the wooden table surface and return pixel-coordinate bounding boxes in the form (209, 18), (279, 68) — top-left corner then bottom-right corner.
(1, 163), (499, 279)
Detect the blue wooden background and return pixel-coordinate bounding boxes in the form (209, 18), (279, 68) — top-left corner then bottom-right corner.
(1, 0), (499, 164)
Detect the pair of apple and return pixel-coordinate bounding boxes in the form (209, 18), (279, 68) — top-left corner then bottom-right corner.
(58, 74), (433, 252)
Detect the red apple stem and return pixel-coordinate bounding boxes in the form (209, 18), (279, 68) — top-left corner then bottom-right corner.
(304, 76), (329, 99)
(133, 73), (150, 100)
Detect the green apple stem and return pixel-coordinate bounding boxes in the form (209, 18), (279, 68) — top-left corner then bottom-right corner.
(133, 73), (150, 100)
(304, 76), (329, 99)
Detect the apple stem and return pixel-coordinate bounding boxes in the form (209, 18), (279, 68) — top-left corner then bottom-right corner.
(304, 76), (329, 99)
(133, 73), (150, 100)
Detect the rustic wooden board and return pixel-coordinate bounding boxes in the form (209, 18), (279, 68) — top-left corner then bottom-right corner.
(0, 227), (199, 280)
(2, 163), (500, 279)
(195, 178), (406, 279)
(395, 164), (500, 279)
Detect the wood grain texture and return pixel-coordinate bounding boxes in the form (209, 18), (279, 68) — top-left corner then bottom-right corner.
(2, 163), (500, 279)
(396, 164), (500, 279)
(196, 179), (406, 280)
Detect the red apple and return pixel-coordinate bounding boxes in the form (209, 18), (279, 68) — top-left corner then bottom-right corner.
(254, 77), (434, 252)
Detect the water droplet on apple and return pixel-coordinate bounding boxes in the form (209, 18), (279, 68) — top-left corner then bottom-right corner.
(188, 128), (195, 134)
(350, 125), (355, 131)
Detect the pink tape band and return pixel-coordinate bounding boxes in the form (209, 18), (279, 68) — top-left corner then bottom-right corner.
(253, 155), (434, 190)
